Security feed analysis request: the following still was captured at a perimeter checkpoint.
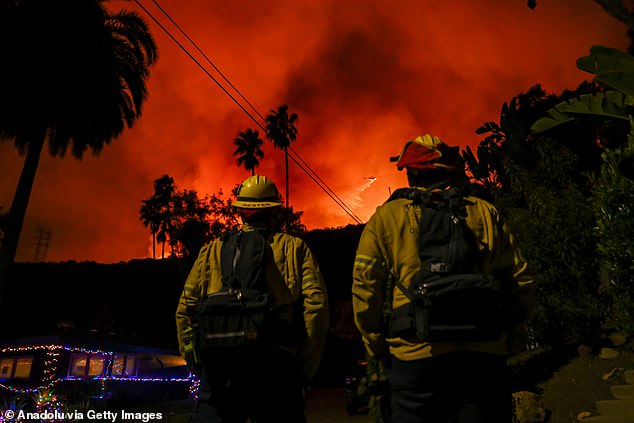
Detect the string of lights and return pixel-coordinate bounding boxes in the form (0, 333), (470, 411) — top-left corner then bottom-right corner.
(0, 344), (195, 397)
(133, 0), (364, 224)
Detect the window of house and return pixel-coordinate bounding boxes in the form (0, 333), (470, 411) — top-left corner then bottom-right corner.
(111, 354), (138, 378)
(88, 356), (105, 377)
(0, 359), (12, 379)
(68, 353), (106, 378)
(0, 356), (33, 380)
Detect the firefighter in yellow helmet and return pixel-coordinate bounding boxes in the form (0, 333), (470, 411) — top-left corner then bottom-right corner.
(352, 135), (534, 422)
(176, 175), (329, 423)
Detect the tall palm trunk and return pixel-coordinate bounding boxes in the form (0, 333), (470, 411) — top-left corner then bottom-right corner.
(284, 148), (289, 207)
(0, 133), (46, 319)
(151, 231), (156, 259)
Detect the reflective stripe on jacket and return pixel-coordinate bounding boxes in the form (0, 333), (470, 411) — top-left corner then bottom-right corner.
(352, 192), (534, 361)
(176, 225), (329, 381)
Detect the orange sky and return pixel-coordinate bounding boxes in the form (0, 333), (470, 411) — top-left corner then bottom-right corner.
(0, 0), (630, 263)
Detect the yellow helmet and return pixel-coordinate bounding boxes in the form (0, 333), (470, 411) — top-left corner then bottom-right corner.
(232, 175), (282, 209)
(390, 134), (462, 173)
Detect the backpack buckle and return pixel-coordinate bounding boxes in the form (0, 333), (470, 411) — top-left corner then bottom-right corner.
(430, 262), (447, 273)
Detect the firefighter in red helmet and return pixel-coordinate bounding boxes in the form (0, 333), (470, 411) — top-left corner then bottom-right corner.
(353, 135), (534, 422)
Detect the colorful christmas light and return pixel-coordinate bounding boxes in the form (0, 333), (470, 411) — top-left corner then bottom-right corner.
(0, 344), (196, 395)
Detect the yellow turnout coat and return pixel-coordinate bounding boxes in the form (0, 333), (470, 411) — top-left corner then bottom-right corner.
(176, 224), (329, 381)
(352, 191), (534, 361)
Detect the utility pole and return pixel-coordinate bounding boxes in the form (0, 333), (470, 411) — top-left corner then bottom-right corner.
(33, 225), (52, 262)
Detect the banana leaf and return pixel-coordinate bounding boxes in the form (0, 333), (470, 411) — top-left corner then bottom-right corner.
(576, 46), (634, 95)
(577, 54), (634, 75)
(595, 71), (634, 97)
(577, 45), (634, 73)
(530, 91), (630, 134)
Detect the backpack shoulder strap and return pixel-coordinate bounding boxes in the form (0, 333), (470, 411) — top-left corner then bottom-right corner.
(220, 230), (241, 290)
(386, 182), (453, 205)
(417, 185), (478, 276)
(236, 230), (267, 290)
(434, 186), (465, 211)
(220, 230), (268, 291)
(198, 242), (215, 298)
(386, 187), (418, 203)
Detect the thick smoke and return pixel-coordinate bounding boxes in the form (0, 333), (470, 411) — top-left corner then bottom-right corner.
(0, 0), (627, 261)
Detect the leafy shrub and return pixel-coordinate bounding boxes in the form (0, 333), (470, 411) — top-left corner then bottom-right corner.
(593, 137), (634, 335)
(500, 137), (602, 347)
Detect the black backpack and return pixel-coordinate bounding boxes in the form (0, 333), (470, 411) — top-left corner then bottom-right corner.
(387, 185), (517, 342)
(195, 230), (276, 350)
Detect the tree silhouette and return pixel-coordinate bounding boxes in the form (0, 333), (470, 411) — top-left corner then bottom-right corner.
(140, 175), (178, 259)
(170, 189), (213, 257)
(233, 128), (264, 175)
(139, 175), (310, 258)
(265, 105), (298, 207)
(140, 177), (245, 258)
(140, 175), (177, 259)
(140, 197), (161, 259)
(0, 0), (158, 313)
(274, 206), (307, 237)
(207, 190), (240, 240)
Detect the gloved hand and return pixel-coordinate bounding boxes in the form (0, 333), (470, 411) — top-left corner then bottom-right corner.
(182, 327), (200, 371)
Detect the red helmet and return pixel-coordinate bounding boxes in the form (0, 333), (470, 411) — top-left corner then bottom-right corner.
(390, 134), (463, 173)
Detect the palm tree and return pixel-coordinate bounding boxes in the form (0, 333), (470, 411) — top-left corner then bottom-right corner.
(233, 128), (265, 175)
(151, 175), (177, 259)
(265, 105), (298, 207)
(140, 197), (161, 259)
(0, 0), (158, 313)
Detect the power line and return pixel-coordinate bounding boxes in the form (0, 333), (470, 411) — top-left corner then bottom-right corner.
(287, 147), (361, 220)
(285, 150), (363, 223)
(148, 0), (266, 123)
(132, 0), (262, 127)
(133, 0), (364, 224)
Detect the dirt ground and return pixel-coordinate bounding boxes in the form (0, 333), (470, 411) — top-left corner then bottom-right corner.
(512, 345), (634, 423)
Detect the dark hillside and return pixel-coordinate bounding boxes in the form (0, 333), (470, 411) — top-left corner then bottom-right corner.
(303, 224), (364, 304)
(303, 224), (366, 385)
(4, 259), (184, 349)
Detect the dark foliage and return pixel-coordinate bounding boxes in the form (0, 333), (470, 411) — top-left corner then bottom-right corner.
(303, 224), (364, 304)
(463, 80), (634, 347)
